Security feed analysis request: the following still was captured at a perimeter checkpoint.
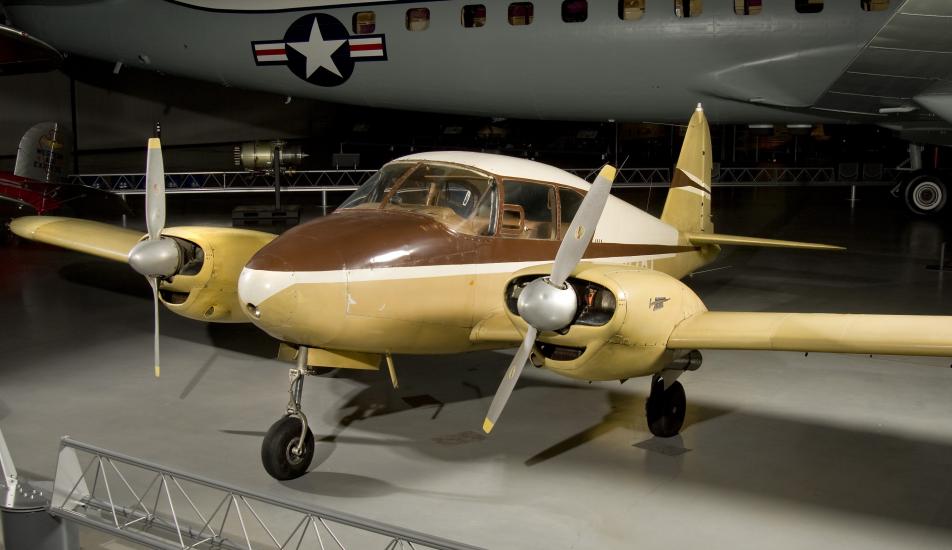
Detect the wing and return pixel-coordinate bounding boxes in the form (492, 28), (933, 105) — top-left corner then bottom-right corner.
(668, 312), (952, 357)
(10, 216), (144, 262)
(11, 215), (276, 323)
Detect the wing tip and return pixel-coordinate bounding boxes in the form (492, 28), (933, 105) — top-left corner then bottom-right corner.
(9, 215), (66, 239)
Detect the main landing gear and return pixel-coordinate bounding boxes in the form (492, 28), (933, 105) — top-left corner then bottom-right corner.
(262, 346), (316, 480)
(645, 350), (701, 438)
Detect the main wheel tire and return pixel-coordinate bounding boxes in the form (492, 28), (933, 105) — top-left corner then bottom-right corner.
(904, 174), (947, 216)
(261, 416), (315, 480)
(646, 380), (686, 438)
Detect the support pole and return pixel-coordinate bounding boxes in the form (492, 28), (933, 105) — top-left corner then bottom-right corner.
(273, 142), (283, 210)
(69, 70), (79, 176)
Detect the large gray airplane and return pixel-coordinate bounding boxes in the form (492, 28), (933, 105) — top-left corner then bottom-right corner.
(3, 0), (951, 213)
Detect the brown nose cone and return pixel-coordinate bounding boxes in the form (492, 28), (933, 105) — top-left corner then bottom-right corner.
(245, 209), (464, 272)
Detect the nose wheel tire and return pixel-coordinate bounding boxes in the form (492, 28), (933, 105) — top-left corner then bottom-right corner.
(261, 416), (315, 480)
(646, 378), (686, 438)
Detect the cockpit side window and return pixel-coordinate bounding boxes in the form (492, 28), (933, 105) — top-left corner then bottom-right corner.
(558, 187), (586, 239)
(500, 180), (558, 240)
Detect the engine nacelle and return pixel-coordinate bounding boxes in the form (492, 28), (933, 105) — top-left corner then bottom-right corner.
(504, 264), (707, 381)
(154, 227), (275, 322)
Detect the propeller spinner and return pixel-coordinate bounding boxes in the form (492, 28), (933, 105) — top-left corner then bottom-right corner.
(483, 165), (617, 433)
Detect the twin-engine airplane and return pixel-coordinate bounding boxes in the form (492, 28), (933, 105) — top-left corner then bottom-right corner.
(11, 106), (952, 480)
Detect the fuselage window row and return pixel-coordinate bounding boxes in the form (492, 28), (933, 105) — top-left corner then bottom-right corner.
(350, 0), (892, 35)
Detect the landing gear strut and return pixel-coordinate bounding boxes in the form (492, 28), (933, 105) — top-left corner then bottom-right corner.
(261, 346), (316, 480)
(645, 350), (700, 438)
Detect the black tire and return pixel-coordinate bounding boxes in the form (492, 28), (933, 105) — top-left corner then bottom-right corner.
(904, 174), (947, 216)
(261, 416), (315, 480)
(646, 379), (686, 438)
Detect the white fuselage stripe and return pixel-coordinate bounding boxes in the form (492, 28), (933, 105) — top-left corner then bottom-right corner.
(256, 54), (288, 62)
(238, 254), (675, 306)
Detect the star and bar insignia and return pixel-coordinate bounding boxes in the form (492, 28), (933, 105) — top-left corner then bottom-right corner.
(252, 13), (387, 87)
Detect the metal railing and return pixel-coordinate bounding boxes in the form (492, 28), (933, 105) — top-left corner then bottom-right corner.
(51, 438), (483, 550)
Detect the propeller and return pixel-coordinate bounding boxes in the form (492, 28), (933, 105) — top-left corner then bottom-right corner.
(127, 137), (181, 377)
(483, 165), (617, 433)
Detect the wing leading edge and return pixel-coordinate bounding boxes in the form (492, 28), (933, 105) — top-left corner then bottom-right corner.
(10, 216), (144, 263)
(668, 312), (952, 357)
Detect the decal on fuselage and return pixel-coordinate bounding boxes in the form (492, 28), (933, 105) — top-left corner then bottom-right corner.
(252, 13), (387, 87)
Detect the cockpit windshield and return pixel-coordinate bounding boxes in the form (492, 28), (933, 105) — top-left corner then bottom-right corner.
(338, 161), (497, 236)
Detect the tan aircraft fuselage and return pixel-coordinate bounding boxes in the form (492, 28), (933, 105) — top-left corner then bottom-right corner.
(236, 206), (716, 380)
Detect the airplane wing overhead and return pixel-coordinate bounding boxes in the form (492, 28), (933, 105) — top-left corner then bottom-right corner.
(804, 2), (952, 132)
(668, 312), (952, 357)
(10, 216), (143, 263)
(685, 233), (843, 251)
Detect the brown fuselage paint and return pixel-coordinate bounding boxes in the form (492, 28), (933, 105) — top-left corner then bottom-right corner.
(247, 209), (695, 273)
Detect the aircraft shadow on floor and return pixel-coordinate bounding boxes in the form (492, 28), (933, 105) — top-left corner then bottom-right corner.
(241, 352), (952, 532)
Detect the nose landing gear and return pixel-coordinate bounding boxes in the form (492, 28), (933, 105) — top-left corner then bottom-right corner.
(261, 346), (316, 480)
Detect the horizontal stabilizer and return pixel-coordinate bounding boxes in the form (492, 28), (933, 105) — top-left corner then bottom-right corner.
(10, 216), (143, 263)
(685, 232), (844, 251)
(669, 312), (952, 357)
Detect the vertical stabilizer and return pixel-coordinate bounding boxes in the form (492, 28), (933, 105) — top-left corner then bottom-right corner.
(661, 104), (713, 234)
(14, 122), (72, 183)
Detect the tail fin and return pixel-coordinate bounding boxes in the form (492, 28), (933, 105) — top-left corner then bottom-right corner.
(14, 122), (72, 183)
(661, 104), (712, 234)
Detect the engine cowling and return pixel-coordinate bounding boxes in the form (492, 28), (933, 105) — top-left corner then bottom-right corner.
(504, 264), (706, 381)
(153, 227), (275, 322)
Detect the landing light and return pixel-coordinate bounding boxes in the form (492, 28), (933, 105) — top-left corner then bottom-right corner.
(246, 303), (261, 319)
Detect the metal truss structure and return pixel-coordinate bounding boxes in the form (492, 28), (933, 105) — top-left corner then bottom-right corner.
(50, 438), (483, 550)
(67, 164), (897, 197)
(67, 170), (376, 195)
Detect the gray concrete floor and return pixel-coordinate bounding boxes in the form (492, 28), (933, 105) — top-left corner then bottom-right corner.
(2, 186), (952, 549)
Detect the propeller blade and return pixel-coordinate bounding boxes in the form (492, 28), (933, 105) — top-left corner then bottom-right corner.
(549, 165), (617, 287)
(483, 326), (537, 433)
(145, 138), (166, 241)
(149, 276), (161, 378)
